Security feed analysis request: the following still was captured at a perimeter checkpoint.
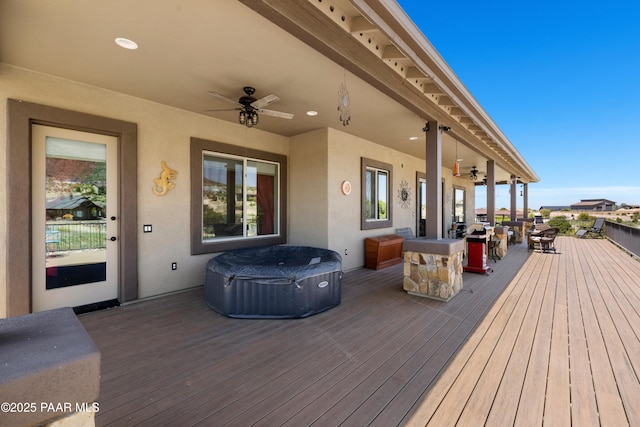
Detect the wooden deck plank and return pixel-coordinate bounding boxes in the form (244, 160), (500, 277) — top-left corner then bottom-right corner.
(407, 237), (640, 427)
(404, 246), (539, 426)
(106, 271), (415, 426)
(409, 247), (539, 425)
(563, 237), (601, 426)
(489, 241), (560, 425)
(77, 237), (640, 426)
(375, 245), (533, 426)
(204, 304), (438, 426)
(574, 239), (629, 426)
(541, 237), (571, 425)
(320, 246), (532, 426)
(581, 239), (640, 425)
(454, 252), (550, 425)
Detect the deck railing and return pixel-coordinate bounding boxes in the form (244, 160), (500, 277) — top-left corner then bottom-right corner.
(605, 220), (640, 258)
(46, 220), (107, 251)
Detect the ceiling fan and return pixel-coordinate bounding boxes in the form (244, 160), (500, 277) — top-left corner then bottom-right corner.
(206, 86), (294, 128)
(468, 166), (484, 181)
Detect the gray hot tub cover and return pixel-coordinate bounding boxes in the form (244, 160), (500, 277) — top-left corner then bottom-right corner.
(207, 245), (342, 281)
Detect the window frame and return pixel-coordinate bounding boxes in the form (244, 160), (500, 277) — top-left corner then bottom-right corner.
(361, 157), (393, 230)
(191, 137), (287, 254)
(453, 186), (466, 223)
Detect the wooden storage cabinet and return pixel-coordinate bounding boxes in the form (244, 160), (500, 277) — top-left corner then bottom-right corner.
(365, 234), (404, 270)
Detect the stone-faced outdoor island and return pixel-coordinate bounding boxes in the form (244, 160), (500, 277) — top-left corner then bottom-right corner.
(402, 239), (466, 302)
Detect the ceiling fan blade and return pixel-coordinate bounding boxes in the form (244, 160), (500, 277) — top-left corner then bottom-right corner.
(208, 91), (241, 106)
(204, 108), (240, 112)
(251, 94), (280, 109)
(258, 108), (294, 119)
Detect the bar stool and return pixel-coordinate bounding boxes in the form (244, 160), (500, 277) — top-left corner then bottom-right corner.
(488, 237), (501, 262)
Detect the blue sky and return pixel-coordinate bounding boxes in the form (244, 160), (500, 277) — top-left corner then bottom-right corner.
(396, 0), (640, 210)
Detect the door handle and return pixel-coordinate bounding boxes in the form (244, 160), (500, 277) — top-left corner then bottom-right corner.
(110, 236), (117, 241)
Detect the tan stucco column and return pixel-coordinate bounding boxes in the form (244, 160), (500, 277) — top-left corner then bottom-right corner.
(486, 160), (495, 225)
(510, 175), (517, 221)
(424, 121), (443, 239)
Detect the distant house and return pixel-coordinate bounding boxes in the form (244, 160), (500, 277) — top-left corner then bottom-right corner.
(570, 199), (616, 212)
(619, 203), (640, 210)
(46, 196), (104, 220)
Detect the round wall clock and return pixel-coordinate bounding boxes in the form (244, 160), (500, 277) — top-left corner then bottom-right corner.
(341, 180), (352, 195)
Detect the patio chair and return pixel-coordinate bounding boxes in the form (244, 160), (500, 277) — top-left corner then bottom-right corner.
(527, 223), (550, 249)
(395, 227), (416, 240)
(529, 227), (559, 253)
(575, 217), (605, 238)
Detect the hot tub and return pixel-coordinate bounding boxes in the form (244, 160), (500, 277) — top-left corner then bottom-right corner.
(205, 245), (342, 319)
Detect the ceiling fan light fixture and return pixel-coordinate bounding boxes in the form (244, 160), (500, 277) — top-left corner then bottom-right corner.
(210, 86), (292, 128)
(239, 109), (259, 128)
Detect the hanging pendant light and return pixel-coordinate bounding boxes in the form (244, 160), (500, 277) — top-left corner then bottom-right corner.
(453, 161), (460, 177)
(453, 139), (461, 177)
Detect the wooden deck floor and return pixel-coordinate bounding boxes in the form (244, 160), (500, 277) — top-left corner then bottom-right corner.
(79, 237), (640, 426)
(408, 236), (640, 426)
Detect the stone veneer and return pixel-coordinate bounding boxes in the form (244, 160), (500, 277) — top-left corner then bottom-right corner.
(502, 221), (525, 244)
(402, 239), (465, 302)
(494, 226), (509, 258)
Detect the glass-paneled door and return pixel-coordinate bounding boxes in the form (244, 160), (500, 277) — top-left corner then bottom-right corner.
(417, 177), (427, 237)
(31, 125), (118, 312)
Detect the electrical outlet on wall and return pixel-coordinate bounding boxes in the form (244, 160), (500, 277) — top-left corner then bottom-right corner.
(171, 262), (177, 270)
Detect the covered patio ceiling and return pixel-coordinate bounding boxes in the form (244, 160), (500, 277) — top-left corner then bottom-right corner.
(0, 0), (538, 185)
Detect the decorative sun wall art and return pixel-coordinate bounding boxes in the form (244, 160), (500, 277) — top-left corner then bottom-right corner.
(397, 180), (412, 209)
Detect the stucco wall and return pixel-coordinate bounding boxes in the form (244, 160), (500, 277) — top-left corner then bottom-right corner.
(0, 64), (288, 311)
(288, 129), (329, 249)
(0, 64), (479, 314)
(325, 128), (478, 270)
(326, 128), (427, 271)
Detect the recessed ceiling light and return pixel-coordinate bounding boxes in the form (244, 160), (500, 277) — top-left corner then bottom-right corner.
(115, 37), (138, 50)
(306, 110), (318, 116)
(409, 136), (419, 141)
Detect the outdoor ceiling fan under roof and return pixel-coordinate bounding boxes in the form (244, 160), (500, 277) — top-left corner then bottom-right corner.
(468, 166), (483, 181)
(206, 86), (294, 128)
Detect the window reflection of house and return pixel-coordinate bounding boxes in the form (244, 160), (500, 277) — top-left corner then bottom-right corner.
(46, 196), (104, 220)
